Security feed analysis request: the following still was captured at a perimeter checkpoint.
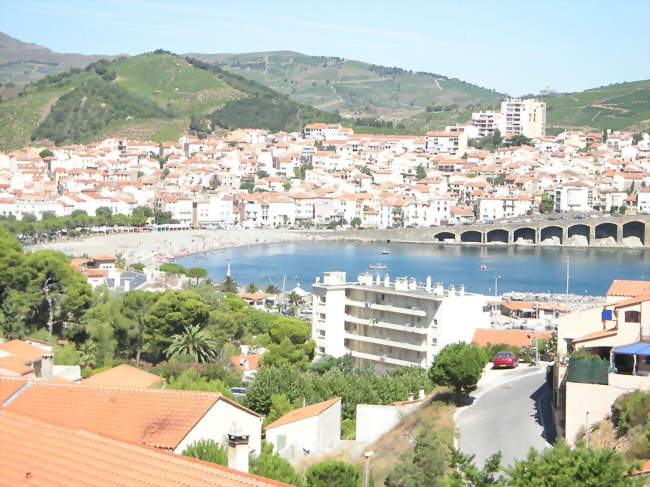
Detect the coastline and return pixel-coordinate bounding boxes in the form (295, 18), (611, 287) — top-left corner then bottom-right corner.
(27, 229), (317, 266)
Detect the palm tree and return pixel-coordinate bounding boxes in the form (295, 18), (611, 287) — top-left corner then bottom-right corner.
(165, 325), (219, 363)
(246, 282), (259, 293)
(265, 284), (280, 294)
(220, 275), (237, 293)
(286, 291), (302, 307)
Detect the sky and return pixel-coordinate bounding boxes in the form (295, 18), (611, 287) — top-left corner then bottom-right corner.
(1, 0), (649, 96)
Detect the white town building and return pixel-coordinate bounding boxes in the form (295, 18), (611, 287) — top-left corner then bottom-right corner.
(311, 271), (491, 373)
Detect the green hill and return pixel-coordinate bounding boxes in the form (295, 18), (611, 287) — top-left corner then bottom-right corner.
(0, 52), (358, 150)
(543, 80), (650, 131)
(187, 51), (503, 119)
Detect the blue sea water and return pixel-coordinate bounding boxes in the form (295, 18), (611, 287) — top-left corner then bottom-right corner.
(176, 241), (650, 296)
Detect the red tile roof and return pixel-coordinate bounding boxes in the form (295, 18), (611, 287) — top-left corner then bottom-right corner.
(82, 364), (163, 388)
(5, 382), (257, 450)
(0, 411), (293, 487)
(572, 329), (618, 344)
(472, 329), (551, 348)
(0, 377), (27, 402)
(266, 397), (340, 430)
(606, 280), (650, 297)
(0, 339), (46, 364)
(229, 354), (263, 372)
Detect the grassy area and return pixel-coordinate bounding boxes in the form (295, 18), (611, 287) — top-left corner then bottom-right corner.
(544, 80), (650, 130)
(113, 54), (243, 116)
(204, 52), (503, 118)
(0, 82), (75, 150)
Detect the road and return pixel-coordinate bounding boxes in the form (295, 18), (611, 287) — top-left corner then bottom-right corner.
(455, 366), (555, 469)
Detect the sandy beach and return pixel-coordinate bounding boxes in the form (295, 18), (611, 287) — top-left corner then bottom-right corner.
(28, 229), (314, 266)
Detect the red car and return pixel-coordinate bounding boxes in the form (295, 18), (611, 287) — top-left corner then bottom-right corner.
(492, 351), (518, 368)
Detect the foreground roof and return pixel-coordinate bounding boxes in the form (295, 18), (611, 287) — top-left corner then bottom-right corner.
(4, 381), (257, 450)
(82, 363), (164, 388)
(472, 329), (551, 348)
(266, 397), (340, 430)
(606, 280), (650, 297)
(0, 411), (293, 487)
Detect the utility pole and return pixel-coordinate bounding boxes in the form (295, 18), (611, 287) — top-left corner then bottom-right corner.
(494, 275), (502, 297)
(363, 451), (374, 487)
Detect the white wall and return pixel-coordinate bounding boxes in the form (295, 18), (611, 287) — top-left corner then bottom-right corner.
(266, 400), (341, 460)
(356, 402), (421, 443)
(174, 399), (262, 455)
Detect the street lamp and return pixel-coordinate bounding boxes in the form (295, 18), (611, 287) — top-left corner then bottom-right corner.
(363, 451), (374, 487)
(494, 275), (502, 297)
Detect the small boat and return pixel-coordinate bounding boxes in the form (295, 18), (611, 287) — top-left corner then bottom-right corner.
(369, 263), (388, 270)
(380, 249), (390, 255)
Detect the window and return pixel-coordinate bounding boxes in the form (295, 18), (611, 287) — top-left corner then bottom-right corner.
(431, 338), (438, 346)
(433, 319), (438, 328)
(318, 329), (326, 337)
(318, 346), (325, 353)
(625, 311), (641, 323)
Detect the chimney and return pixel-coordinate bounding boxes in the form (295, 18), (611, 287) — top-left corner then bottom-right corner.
(383, 274), (390, 287)
(425, 276), (432, 292)
(227, 434), (249, 473)
(41, 353), (53, 381)
(419, 389), (425, 400)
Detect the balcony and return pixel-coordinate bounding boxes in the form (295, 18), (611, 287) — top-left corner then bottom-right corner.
(350, 350), (424, 368)
(344, 332), (428, 352)
(345, 299), (426, 317)
(345, 315), (429, 334)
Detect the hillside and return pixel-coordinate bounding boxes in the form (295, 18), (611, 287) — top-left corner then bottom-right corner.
(0, 52), (354, 150)
(543, 80), (650, 131)
(187, 51), (503, 119)
(0, 32), (114, 85)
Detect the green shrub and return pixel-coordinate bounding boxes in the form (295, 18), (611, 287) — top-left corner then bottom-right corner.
(611, 391), (650, 434)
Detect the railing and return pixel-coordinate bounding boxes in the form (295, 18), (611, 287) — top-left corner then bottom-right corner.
(344, 332), (427, 352)
(350, 350), (424, 368)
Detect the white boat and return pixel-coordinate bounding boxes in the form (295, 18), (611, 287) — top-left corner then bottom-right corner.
(369, 263), (388, 270)
(380, 249), (390, 255)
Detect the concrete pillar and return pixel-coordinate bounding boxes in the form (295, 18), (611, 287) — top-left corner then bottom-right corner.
(562, 226), (568, 245)
(644, 222), (650, 247)
(508, 230), (514, 244)
(589, 225), (596, 244)
(481, 231), (486, 244)
(535, 228), (540, 244)
(616, 224), (623, 244)
(454, 232), (460, 243)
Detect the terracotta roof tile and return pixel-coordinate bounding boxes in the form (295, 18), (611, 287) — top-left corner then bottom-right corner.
(572, 329), (618, 344)
(0, 377), (28, 402)
(266, 397), (340, 430)
(0, 339), (46, 364)
(5, 382), (226, 449)
(472, 329), (551, 348)
(82, 364), (163, 388)
(229, 354), (263, 372)
(606, 280), (650, 297)
(0, 411), (293, 487)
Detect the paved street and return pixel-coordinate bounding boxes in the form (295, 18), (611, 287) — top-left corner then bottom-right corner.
(455, 366), (555, 469)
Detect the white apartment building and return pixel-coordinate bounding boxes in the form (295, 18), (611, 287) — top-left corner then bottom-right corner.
(311, 272), (490, 373)
(471, 111), (505, 138)
(501, 98), (546, 138)
(477, 197), (534, 222)
(639, 188), (650, 214)
(425, 131), (468, 158)
(553, 183), (593, 212)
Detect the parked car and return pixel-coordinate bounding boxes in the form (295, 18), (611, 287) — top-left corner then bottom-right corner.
(230, 387), (248, 398)
(492, 351), (518, 368)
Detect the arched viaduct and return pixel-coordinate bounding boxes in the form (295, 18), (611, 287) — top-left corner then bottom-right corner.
(343, 216), (650, 248)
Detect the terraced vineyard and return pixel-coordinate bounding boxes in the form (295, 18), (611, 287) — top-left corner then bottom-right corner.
(543, 80), (650, 131)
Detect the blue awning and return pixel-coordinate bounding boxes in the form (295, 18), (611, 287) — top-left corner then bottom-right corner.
(612, 343), (650, 355)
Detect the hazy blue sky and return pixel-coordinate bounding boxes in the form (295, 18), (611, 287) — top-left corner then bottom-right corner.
(1, 0), (648, 95)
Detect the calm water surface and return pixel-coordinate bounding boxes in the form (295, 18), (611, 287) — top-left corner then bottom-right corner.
(176, 241), (650, 296)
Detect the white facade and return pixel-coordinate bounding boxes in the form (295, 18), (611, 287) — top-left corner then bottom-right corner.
(554, 184), (593, 212)
(425, 131), (468, 158)
(471, 111), (505, 138)
(501, 98), (546, 138)
(477, 197), (533, 222)
(265, 399), (341, 460)
(311, 272), (490, 372)
(174, 399), (262, 456)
